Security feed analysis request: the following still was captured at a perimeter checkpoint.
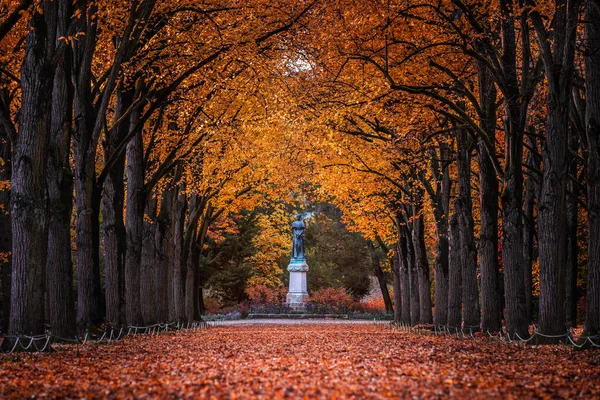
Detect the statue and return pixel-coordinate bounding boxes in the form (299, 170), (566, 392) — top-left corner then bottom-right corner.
(291, 214), (305, 260)
(287, 213), (309, 309)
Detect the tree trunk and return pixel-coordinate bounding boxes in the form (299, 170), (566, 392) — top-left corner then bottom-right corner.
(185, 239), (198, 322)
(124, 115), (145, 326)
(447, 213), (462, 330)
(6, 4), (56, 341)
(46, 0), (75, 338)
(102, 89), (131, 327)
(155, 188), (172, 322)
(141, 196), (157, 324)
(534, 0), (579, 341)
(456, 128), (480, 330)
(72, 3), (99, 332)
(477, 58), (501, 332)
(430, 143), (451, 326)
(370, 241), (393, 314)
(584, 0), (600, 336)
(523, 133), (540, 323)
(565, 129), (579, 328)
(498, 0), (529, 338)
(405, 225), (420, 326)
(412, 200), (433, 324)
(398, 227), (411, 325)
(392, 250), (402, 323)
(184, 196), (201, 322)
(171, 187), (187, 322)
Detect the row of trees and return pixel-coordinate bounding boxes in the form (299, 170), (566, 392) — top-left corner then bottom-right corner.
(1, 0), (599, 347)
(271, 0), (599, 342)
(0, 0), (318, 342)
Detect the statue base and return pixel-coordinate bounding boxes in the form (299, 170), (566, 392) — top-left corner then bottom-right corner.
(287, 259), (309, 310)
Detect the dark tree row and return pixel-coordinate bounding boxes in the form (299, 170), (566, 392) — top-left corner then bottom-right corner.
(304, 0), (600, 343)
(0, 0), (316, 345)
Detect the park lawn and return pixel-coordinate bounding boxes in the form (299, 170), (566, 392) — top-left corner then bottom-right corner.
(1, 323), (598, 399)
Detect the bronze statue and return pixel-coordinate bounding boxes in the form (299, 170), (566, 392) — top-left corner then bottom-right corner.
(291, 214), (305, 260)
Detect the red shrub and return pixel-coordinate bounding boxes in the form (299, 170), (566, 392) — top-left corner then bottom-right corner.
(352, 297), (387, 314)
(245, 284), (287, 306)
(310, 287), (354, 310)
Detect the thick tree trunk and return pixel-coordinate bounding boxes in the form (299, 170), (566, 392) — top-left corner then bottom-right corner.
(171, 187), (187, 322)
(501, 140), (528, 337)
(405, 225), (420, 326)
(6, 5), (56, 341)
(499, 0), (529, 338)
(430, 143), (451, 326)
(124, 124), (145, 326)
(183, 195), (198, 322)
(412, 202), (433, 324)
(46, 1), (75, 338)
(477, 58), (501, 332)
(72, 4), (99, 332)
(155, 188), (172, 322)
(584, 0), (600, 336)
(102, 89), (131, 327)
(185, 239), (198, 322)
(523, 133), (540, 323)
(456, 128), (480, 330)
(141, 197), (157, 324)
(534, 0), (579, 341)
(398, 228), (411, 325)
(537, 108), (570, 340)
(565, 129), (579, 328)
(447, 213), (462, 330)
(392, 251), (402, 323)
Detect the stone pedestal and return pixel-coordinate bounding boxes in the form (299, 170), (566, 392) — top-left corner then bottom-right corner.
(287, 259), (309, 311)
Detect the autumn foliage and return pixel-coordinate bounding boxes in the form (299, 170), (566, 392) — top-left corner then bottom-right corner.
(1, 323), (599, 398)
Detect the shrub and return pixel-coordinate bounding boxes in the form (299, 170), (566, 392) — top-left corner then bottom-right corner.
(245, 283), (287, 306)
(309, 287), (354, 312)
(351, 297), (387, 314)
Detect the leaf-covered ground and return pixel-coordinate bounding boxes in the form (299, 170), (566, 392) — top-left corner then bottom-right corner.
(1, 323), (599, 399)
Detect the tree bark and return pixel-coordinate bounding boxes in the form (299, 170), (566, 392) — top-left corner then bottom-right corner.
(155, 188), (172, 322)
(405, 224), (420, 326)
(185, 235), (198, 322)
(456, 127), (480, 330)
(584, 0), (600, 336)
(6, 3), (56, 341)
(398, 224), (411, 325)
(498, 0), (529, 338)
(447, 213), (462, 330)
(392, 249), (402, 323)
(72, 3), (99, 331)
(124, 105), (145, 326)
(171, 186), (187, 322)
(102, 89), (132, 327)
(46, 0), (75, 339)
(523, 133), (540, 323)
(412, 198), (433, 324)
(532, 0), (580, 341)
(141, 196), (157, 324)
(428, 143), (451, 326)
(565, 128), (579, 328)
(477, 58), (501, 332)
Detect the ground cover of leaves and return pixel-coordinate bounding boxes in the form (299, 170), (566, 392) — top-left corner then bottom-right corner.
(1, 323), (599, 399)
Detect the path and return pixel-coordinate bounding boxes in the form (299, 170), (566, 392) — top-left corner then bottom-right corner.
(1, 323), (598, 398)
(219, 318), (386, 325)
